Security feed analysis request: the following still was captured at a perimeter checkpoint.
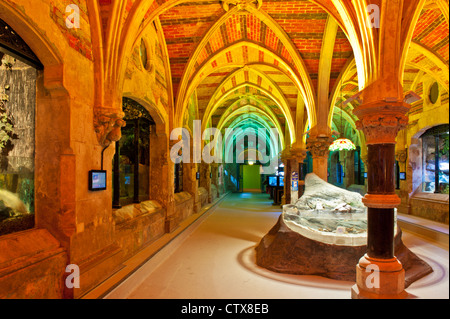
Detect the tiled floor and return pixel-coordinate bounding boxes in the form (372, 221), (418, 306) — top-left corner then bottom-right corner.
(105, 193), (449, 299)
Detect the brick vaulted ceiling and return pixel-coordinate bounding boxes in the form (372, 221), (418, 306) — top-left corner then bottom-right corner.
(152, 0), (354, 137)
(112, 0), (448, 140)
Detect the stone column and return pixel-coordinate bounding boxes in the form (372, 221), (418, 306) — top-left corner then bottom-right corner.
(344, 150), (355, 188)
(280, 147), (291, 205)
(199, 162), (212, 203)
(306, 134), (333, 181)
(281, 146), (307, 204)
(211, 163), (219, 199)
(151, 132), (175, 232)
(351, 100), (410, 299)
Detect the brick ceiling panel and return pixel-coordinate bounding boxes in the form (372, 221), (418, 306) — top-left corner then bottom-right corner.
(412, 4), (449, 64)
(403, 68), (421, 92)
(160, 2), (224, 97)
(246, 14), (262, 43)
(407, 45), (449, 89)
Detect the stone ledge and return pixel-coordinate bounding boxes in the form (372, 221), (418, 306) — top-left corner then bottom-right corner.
(113, 200), (163, 224)
(411, 192), (449, 203)
(0, 228), (67, 299)
(0, 228), (63, 271)
(174, 191), (192, 205)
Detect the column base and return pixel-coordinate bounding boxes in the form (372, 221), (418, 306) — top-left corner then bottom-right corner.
(351, 284), (408, 299)
(351, 254), (407, 299)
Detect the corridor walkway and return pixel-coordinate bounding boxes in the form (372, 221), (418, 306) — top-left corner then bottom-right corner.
(105, 193), (449, 299)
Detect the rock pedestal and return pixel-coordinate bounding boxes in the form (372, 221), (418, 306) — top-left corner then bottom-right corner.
(255, 214), (433, 287)
(255, 173), (433, 288)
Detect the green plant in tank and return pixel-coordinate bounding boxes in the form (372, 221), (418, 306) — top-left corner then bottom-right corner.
(19, 178), (34, 213)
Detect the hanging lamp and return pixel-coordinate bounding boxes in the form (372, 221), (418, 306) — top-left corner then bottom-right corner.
(329, 45), (356, 152)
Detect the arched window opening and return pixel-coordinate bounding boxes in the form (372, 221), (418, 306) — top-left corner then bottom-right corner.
(421, 124), (449, 194)
(0, 18), (41, 236)
(113, 98), (155, 207)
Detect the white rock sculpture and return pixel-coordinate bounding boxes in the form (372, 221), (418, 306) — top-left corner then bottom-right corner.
(294, 173), (365, 212)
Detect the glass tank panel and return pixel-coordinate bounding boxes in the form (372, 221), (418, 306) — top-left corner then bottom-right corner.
(0, 54), (36, 236)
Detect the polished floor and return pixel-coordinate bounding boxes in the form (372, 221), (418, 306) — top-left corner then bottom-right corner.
(105, 192), (449, 299)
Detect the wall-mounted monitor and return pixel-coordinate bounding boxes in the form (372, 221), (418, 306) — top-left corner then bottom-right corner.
(399, 172), (406, 180)
(89, 170), (107, 191)
(268, 176), (277, 187)
(279, 176), (284, 187)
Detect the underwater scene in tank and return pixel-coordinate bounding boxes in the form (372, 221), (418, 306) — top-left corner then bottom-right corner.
(0, 53), (36, 236)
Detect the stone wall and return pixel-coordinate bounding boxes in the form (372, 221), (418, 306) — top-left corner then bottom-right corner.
(396, 72), (449, 224)
(113, 201), (166, 261)
(198, 187), (209, 208)
(174, 191), (194, 226)
(409, 193), (449, 224)
(0, 229), (67, 299)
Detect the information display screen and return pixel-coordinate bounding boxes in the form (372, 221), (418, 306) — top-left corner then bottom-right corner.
(268, 176), (277, 187)
(89, 170), (107, 191)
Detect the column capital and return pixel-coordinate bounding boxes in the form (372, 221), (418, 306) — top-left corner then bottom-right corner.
(280, 146), (291, 164)
(290, 147), (307, 163)
(395, 150), (408, 163)
(306, 135), (334, 158)
(94, 108), (126, 147)
(354, 100), (410, 145)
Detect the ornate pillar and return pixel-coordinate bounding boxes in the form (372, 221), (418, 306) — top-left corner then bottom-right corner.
(306, 134), (333, 181)
(351, 100), (410, 299)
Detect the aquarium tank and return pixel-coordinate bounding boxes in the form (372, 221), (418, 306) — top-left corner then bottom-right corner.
(0, 53), (36, 236)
